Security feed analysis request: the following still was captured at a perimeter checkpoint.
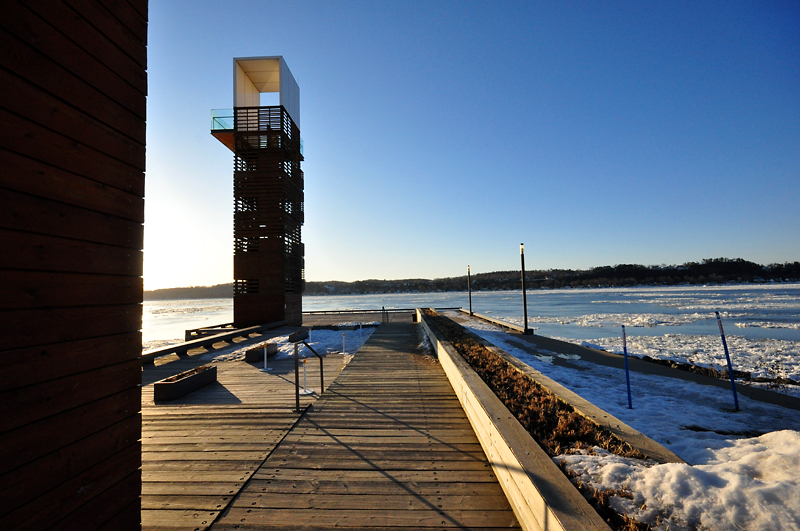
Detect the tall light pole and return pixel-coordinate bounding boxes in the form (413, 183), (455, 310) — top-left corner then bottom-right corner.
(468, 265), (473, 315)
(520, 243), (532, 334)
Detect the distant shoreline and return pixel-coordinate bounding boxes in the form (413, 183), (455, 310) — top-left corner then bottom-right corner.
(145, 258), (800, 301)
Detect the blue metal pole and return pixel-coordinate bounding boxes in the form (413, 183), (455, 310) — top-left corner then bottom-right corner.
(622, 325), (632, 409)
(715, 311), (740, 411)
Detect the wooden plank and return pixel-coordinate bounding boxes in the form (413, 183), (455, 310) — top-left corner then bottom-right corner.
(0, 66), (145, 166)
(142, 452), (270, 462)
(251, 469), (499, 483)
(220, 507), (519, 528)
(267, 460), (494, 472)
(141, 509), (219, 531)
(141, 495), (230, 511)
(242, 478), (510, 496)
(0, 304), (141, 351)
(0, 5), (146, 127)
(141, 471), (257, 483)
(235, 493), (512, 511)
(0, 1), (146, 122)
(1, 387), (140, 473)
(0, 148), (144, 221)
(0, 332), (140, 391)
(124, 0), (148, 21)
(0, 418), (139, 514)
(0, 228), (142, 276)
(0, 107), (144, 195)
(268, 448), (490, 461)
(0, 271), (142, 310)
(0, 359), (141, 432)
(47, 470), (140, 531)
(97, 497), (141, 531)
(0, 442), (140, 530)
(63, 0), (148, 67)
(22, 0), (147, 94)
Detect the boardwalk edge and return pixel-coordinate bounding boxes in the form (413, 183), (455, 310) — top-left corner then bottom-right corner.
(418, 309), (612, 531)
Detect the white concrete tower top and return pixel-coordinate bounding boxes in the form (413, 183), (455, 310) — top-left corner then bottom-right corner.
(233, 56), (300, 128)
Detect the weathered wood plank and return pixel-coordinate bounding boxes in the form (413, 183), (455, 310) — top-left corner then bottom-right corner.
(0, 332), (140, 391)
(0, 64), (145, 165)
(0, 303), (141, 351)
(0, 107), (144, 194)
(63, 0), (148, 67)
(1, 387), (140, 474)
(235, 493), (512, 511)
(141, 495), (231, 511)
(22, 0), (147, 94)
(0, 442), (140, 530)
(141, 509), (219, 531)
(0, 22), (145, 141)
(0, 359), (141, 432)
(0, 418), (139, 514)
(221, 507), (519, 528)
(0, 148), (144, 221)
(48, 470), (140, 531)
(0, 270), (142, 310)
(251, 469), (500, 483)
(0, 229), (143, 277)
(242, 479), (510, 496)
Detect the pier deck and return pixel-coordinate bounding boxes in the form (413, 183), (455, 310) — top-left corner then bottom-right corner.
(141, 318), (519, 530)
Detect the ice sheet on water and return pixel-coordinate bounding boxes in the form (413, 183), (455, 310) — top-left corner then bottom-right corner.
(507, 311), (755, 328)
(558, 334), (800, 382)
(735, 320), (800, 330)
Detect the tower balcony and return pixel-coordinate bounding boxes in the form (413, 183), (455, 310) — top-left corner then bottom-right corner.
(211, 106), (302, 156)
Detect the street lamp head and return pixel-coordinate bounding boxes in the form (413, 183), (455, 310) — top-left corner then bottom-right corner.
(520, 243), (524, 254)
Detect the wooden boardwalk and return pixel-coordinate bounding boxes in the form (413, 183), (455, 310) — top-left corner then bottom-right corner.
(212, 322), (518, 529)
(141, 332), (347, 531)
(142, 321), (519, 530)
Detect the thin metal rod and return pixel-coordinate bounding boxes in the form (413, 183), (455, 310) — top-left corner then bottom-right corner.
(294, 343), (300, 411)
(468, 265), (473, 315)
(622, 325), (632, 409)
(521, 243), (531, 334)
(716, 311), (740, 411)
(302, 340), (324, 394)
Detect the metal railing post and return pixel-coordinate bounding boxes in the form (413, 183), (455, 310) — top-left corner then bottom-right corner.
(294, 342), (300, 410)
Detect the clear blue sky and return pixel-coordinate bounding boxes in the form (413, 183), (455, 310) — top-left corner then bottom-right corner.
(144, 1), (799, 290)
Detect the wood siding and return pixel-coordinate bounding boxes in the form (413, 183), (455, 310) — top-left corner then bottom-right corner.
(0, 1), (147, 529)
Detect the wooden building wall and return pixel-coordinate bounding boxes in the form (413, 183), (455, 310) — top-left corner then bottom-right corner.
(0, 1), (147, 529)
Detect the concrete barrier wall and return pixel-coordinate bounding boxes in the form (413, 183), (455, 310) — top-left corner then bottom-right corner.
(418, 309), (611, 531)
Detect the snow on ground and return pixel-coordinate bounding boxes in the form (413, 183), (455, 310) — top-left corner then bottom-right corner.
(450, 312), (800, 531)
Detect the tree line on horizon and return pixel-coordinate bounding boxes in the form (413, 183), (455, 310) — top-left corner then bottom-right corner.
(144, 258), (800, 300)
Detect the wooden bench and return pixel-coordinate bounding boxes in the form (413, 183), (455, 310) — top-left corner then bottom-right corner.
(141, 321), (286, 364)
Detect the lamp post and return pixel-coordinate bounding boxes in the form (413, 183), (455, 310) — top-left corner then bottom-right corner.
(468, 265), (473, 315)
(520, 243), (532, 334)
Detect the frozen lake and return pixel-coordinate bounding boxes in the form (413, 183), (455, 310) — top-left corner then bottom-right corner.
(143, 284), (800, 380)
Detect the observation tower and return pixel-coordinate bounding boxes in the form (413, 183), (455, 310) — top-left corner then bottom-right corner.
(212, 57), (304, 326)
